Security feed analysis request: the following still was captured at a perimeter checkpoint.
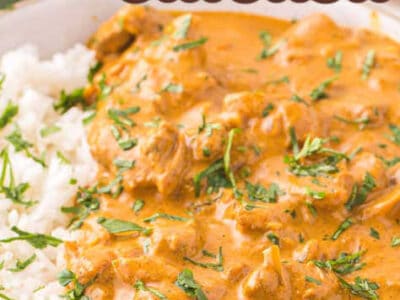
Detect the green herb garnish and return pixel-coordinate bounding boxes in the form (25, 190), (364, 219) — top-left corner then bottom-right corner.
(267, 232), (280, 246)
(198, 115), (221, 137)
(284, 134), (347, 177)
(61, 186), (99, 230)
(0, 226), (62, 249)
(305, 187), (326, 199)
(8, 254), (36, 272)
(245, 181), (282, 203)
(132, 199), (144, 213)
(40, 125), (61, 137)
(345, 173), (376, 211)
(331, 218), (353, 240)
(377, 155), (400, 168)
(0, 102), (18, 129)
(134, 280), (167, 300)
(0, 149), (37, 207)
(334, 115), (370, 129)
(327, 51), (342, 73)
(97, 217), (151, 235)
(261, 103), (274, 117)
(161, 83), (183, 93)
(305, 275), (322, 285)
(193, 159), (230, 197)
(98, 73), (112, 100)
(58, 269), (97, 300)
(310, 76), (338, 101)
(54, 88), (85, 114)
(88, 61), (103, 83)
(184, 247), (223, 272)
(313, 250), (365, 275)
(388, 124), (400, 145)
(143, 213), (189, 223)
(290, 94), (309, 106)
(391, 236), (400, 247)
(338, 276), (379, 300)
(257, 32), (285, 60)
(56, 151), (70, 164)
(362, 50), (376, 80)
(175, 269), (208, 300)
(113, 158), (135, 171)
(108, 106), (140, 129)
(173, 37), (208, 52)
(370, 228), (380, 240)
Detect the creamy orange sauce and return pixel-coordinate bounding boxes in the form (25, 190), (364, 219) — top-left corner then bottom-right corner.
(64, 6), (400, 299)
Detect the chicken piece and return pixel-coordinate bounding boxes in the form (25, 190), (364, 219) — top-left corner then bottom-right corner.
(150, 221), (202, 259)
(85, 266), (115, 300)
(65, 235), (116, 284)
(134, 283), (187, 300)
(123, 13), (217, 115)
(112, 256), (179, 284)
(236, 202), (292, 233)
(348, 152), (388, 190)
(241, 245), (292, 300)
(122, 122), (191, 195)
(90, 120), (191, 195)
(289, 262), (341, 300)
(88, 6), (170, 59)
(275, 14), (346, 66)
(190, 122), (227, 161)
(242, 245), (341, 300)
(361, 185), (400, 219)
(261, 101), (329, 146)
(220, 91), (269, 128)
(293, 240), (320, 263)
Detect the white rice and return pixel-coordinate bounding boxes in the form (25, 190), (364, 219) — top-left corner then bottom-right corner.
(0, 44), (97, 299)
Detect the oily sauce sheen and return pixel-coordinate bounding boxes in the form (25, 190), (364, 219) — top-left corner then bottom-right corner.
(64, 6), (400, 300)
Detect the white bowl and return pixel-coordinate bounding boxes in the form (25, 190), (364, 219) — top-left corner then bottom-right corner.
(0, 0), (399, 58)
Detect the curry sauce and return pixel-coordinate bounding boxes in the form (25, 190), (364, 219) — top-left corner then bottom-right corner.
(63, 6), (400, 299)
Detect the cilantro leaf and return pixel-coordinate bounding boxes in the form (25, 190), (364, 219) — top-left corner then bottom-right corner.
(134, 280), (168, 300)
(345, 173), (376, 211)
(175, 269), (208, 300)
(97, 217), (151, 235)
(0, 102), (18, 129)
(0, 226), (62, 249)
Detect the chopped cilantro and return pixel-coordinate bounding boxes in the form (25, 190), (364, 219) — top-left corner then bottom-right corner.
(327, 51), (342, 73)
(370, 228), (380, 240)
(143, 213), (189, 223)
(54, 88), (85, 114)
(8, 254), (36, 272)
(338, 276), (379, 300)
(184, 246), (223, 272)
(362, 50), (376, 80)
(261, 103), (274, 117)
(0, 102), (18, 129)
(267, 232), (280, 246)
(0, 226), (62, 249)
(173, 37), (208, 52)
(134, 280), (167, 300)
(310, 76), (338, 101)
(345, 173), (376, 211)
(305, 275), (322, 286)
(331, 218), (353, 240)
(132, 199), (144, 213)
(175, 269), (208, 300)
(313, 250), (366, 275)
(245, 181), (283, 203)
(97, 217), (151, 235)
